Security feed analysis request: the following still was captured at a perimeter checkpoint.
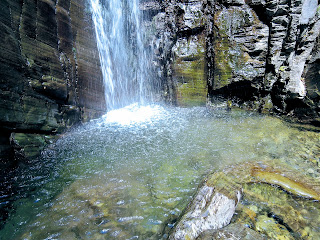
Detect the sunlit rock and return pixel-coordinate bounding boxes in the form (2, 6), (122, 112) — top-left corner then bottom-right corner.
(168, 158), (320, 239)
(168, 184), (241, 240)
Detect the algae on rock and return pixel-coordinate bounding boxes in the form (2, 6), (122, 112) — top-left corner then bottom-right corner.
(168, 160), (320, 239)
(172, 35), (207, 107)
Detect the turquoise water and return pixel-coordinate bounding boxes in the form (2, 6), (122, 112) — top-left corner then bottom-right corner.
(0, 104), (319, 239)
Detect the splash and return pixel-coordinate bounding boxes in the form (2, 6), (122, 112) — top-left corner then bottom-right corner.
(101, 103), (167, 126)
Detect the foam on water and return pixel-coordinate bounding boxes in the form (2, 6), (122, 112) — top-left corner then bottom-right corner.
(101, 103), (168, 126)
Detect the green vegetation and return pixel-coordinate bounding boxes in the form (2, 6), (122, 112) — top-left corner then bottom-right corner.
(279, 66), (287, 72)
(173, 36), (207, 107)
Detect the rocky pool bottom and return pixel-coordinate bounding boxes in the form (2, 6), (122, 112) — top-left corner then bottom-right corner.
(0, 104), (319, 239)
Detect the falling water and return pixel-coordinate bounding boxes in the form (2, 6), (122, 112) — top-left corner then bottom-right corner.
(90, 0), (151, 110)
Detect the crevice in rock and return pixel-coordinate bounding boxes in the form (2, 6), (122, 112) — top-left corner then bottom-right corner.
(249, 4), (270, 25)
(142, 8), (165, 21)
(210, 80), (261, 103)
(177, 25), (205, 38)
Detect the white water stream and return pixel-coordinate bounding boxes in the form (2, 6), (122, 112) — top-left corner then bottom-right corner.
(90, 0), (151, 110)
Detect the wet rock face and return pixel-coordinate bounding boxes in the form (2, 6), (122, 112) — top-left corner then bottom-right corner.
(0, 0), (105, 161)
(149, 0), (320, 118)
(264, 0), (320, 117)
(144, 0), (208, 106)
(211, 6), (268, 88)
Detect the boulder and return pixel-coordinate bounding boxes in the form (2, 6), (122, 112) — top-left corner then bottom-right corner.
(168, 184), (241, 240)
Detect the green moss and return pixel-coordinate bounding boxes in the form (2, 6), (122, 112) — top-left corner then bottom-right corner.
(214, 39), (233, 88)
(175, 62), (207, 107)
(213, 9), (236, 88)
(279, 66), (287, 72)
(13, 133), (57, 158)
(173, 36), (207, 107)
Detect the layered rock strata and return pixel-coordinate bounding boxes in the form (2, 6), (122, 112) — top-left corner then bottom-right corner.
(146, 0), (208, 107)
(146, 0), (320, 119)
(0, 0), (105, 162)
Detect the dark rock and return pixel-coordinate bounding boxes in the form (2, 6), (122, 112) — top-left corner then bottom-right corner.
(37, 0), (59, 49)
(0, 129), (14, 163)
(140, 0), (164, 21)
(150, 0), (320, 120)
(197, 223), (268, 240)
(0, 0), (105, 163)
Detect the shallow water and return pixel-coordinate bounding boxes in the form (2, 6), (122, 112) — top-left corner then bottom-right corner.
(0, 104), (319, 239)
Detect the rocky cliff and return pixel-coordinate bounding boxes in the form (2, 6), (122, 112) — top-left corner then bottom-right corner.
(0, 0), (105, 162)
(145, 0), (320, 120)
(1, 0), (319, 161)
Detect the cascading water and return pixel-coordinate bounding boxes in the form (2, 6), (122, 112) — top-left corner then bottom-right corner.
(1, 2), (320, 239)
(90, 0), (151, 110)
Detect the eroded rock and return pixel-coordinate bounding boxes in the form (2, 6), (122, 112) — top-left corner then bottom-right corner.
(168, 185), (241, 240)
(0, 0), (106, 161)
(150, 0), (320, 119)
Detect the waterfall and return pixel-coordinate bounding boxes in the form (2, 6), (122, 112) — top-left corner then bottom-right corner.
(90, 0), (151, 110)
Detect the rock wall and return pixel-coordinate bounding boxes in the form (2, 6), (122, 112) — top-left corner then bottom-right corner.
(1, 0), (319, 160)
(0, 0), (105, 162)
(145, 0), (320, 120)
(144, 0), (208, 107)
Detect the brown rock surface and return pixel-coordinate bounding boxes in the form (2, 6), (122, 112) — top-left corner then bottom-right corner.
(0, 0), (105, 161)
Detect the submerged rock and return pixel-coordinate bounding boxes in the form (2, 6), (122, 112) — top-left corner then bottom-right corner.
(168, 161), (320, 239)
(197, 223), (268, 240)
(251, 166), (320, 200)
(255, 215), (294, 240)
(10, 133), (57, 159)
